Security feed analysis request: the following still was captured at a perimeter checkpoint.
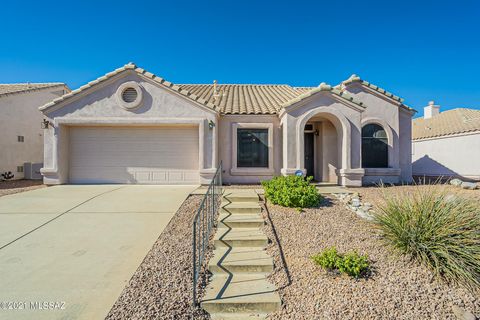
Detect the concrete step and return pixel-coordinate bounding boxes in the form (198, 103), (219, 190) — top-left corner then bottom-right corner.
(208, 247), (273, 274)
(214, 228), (268, 248)
(218, 213), (264, 229)
(201, 274), (281, 314)
(223, 192), (260, 203)
(220, 202), (262, 214)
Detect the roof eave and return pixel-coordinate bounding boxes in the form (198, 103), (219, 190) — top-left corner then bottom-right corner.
(0, 83), (68, 99)
(39, 63), (219, 114)
(279, 83), (366, 117)
(341, 75), (416, 113)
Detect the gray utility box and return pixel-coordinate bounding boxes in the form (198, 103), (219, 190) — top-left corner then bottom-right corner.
(24, 162), (43, 180)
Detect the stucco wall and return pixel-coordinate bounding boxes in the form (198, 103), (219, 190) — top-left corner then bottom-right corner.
(345, 83), (414, 183)
(412, 133), (480, 180)
(42, 72), (217, 185)
(281, 94), (363, 171)
(0, 87), (65, 179)
(219, 115), (281, 184)
(280, 92), (365, 186)
(399, 109), (413, 182)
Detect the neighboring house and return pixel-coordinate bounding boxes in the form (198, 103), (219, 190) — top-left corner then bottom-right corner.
(39, 63), (415, 186)
(0, 83), (69, 180)
(412, 102), (480, 181)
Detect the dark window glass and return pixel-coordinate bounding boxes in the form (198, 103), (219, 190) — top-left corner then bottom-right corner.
(237, 129), (269, 168)
(362, 124), (388, 168)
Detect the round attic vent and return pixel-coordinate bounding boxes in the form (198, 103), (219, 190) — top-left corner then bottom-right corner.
(122, 87), (138, 103)
(116, 81), (143, 110)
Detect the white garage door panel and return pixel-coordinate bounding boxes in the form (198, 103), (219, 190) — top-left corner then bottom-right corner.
(69, 126), (199, 184)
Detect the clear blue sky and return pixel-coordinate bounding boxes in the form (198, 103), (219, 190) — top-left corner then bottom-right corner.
(1, 0), (479, 117)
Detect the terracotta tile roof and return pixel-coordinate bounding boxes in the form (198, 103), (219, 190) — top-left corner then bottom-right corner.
(178, 84), (312, 114)
(279, 82), (366, 110)
(340, 74), (415, 112)
(37, 63), (412, 116)
(412, 108), (480, 140)
(0, 83), (66, 97)
(40, 63), (218, 113)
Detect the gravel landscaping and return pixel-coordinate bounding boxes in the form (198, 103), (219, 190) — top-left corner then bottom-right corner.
(106, 195), (211, 320)
(262, 186), (480, 320)
(0, 179), (45, 197)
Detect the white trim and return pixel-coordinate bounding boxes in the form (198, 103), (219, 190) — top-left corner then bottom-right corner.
(231, 122), (274, 176)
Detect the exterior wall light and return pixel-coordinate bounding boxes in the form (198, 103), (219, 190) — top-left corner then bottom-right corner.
(41, 119), (51, 129)
(208, 120), (215, 129)
(315, 129), (319, 136)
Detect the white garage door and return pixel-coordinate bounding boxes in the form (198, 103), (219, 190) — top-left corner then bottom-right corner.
(69, 126), (199, 184)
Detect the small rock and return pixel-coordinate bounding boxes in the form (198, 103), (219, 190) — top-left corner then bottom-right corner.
(452, 305), (477, 320)
(356, 209), (374, 221)
(444, 194), (458, 203)
(461, 182), (478, 190)
(351, 198), (361, 207)
(362, 202), (373, 210)
(450, 178), (463, 186)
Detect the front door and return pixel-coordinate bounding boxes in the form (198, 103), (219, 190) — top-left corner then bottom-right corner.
(304, 132), (314, 178)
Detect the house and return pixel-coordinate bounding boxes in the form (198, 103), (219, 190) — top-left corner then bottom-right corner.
(412, 102), (480, 181)
(0, 83), (69, 180)
(39, 63), (415, 186)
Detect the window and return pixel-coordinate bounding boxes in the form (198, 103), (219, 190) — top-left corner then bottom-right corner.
(17, 166), (24, 173)
(362, 124), (388, 168)
(237, 128), (269, 168)
(17, 135), (24, 142)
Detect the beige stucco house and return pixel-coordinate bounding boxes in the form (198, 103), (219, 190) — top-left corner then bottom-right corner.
(0, 83), (69, 180)
(412, 102), (480, 181)
(39, 63), (415, 186)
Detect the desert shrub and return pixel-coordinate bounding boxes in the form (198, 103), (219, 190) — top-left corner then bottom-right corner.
(261, 175), (321, 208)
(311, 247), (370, 278)
(311, 247), (340, 270)
(372, 185), (480, 290)
(338, 251), (370, 278)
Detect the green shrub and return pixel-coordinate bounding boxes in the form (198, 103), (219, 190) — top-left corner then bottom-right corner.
(311, 247), (370, 278)
(261, 175), (321, 208)
(338, 251), (370, 278)
(311, 247), (340, 270)
(372, 185), (480, 290)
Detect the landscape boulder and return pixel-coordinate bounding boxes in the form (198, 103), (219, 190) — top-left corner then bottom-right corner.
(450, 178), (463, 186)
(461, 181), (478, 190)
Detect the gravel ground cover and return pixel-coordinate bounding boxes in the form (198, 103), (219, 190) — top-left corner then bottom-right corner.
(262, 186), (480, 320)
(0, 179), (45, 197)
(106, 195), (211, 320)
(358, 184), (480, 204)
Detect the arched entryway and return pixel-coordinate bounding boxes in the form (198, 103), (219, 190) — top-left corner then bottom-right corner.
(296, 107), (352, 184)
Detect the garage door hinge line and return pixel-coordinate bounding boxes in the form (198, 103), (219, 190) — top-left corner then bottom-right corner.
(0, 186), (126, 251)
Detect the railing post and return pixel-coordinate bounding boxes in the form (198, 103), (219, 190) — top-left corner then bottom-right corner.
(192, 162), (223, 308)
(192, 221), (197, 307)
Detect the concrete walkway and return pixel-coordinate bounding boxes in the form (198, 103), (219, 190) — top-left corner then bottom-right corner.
(0, 185), (197, 320)
(202, 189), (280, 319)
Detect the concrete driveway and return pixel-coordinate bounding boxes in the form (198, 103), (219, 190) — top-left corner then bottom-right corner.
(0, 185), (197, 320)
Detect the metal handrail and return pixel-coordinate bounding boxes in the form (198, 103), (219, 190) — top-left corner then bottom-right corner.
(192, 162), (222, 306)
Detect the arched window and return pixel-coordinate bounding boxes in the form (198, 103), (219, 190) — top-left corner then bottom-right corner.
(362, 124), (388, 168)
